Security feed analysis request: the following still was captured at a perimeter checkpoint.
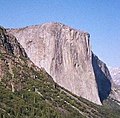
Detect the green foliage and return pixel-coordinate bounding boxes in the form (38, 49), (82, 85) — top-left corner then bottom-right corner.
(0, 50), (120, 118)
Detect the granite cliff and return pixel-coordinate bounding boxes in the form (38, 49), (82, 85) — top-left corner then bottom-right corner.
(8, 22), (111, 105)
(1, 25), (120, 118)
(1, 26), (96, 118)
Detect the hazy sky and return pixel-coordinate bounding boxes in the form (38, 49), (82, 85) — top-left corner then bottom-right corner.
(0, 0), (120, 67)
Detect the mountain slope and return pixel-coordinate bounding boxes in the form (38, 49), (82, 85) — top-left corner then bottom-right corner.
(8, 22), (111, 105)
(0, 26), (85, 118)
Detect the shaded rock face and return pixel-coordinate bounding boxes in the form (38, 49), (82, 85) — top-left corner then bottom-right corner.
(0, 27), (27, 58)
(8, 22), (111, 105)
(0, 26), (27, 92)
(92, 53), (111, 102)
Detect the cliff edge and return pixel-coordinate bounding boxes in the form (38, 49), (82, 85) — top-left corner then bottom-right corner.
(8, 22), (111, 105)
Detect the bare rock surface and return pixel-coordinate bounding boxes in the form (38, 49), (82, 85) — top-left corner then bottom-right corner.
(92, 53), (111, 102)
(0, 26), (27, 58)
(8, 22), (111, 105)
(109, 68), (120, 103)
(110, 67), (120, 86)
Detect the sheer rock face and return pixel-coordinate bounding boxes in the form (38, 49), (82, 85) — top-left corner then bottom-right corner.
(8, 22), (111, 105)
(92, 53), (111, 102)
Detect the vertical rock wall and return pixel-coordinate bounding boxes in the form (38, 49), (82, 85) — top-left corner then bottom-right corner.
(8, 23), (109, 105)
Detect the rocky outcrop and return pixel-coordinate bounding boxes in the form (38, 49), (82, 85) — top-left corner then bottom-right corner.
(110, 86), (120, 103)
(0, 26), (27, 58)
(109, 68), (120, 103)
(110, 68), (120, 86)
(0, 26), (28, 91)
(8, 22), (111, 105)
(92, 53), (111, 102)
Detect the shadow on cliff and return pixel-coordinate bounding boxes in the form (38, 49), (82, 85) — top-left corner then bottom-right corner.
(92, 53), (111, 102)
